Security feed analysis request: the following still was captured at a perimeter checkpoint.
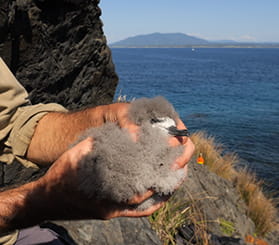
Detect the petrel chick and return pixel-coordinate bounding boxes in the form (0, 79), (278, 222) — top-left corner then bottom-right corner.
(75, 96), (188, 210)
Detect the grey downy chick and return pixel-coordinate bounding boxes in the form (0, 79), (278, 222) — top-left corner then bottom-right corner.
(76, 96), (188, 209)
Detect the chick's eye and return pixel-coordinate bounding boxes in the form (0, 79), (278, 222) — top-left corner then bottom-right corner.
(150, 118), (162, 124)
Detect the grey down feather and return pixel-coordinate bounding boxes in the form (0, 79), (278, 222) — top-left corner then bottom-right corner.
(75, 96), (186, 209)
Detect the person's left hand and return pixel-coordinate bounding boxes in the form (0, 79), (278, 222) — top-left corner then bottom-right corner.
(170, 118), (195, 169)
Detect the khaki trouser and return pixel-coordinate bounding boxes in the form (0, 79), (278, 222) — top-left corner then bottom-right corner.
(0, 57), (67, 245)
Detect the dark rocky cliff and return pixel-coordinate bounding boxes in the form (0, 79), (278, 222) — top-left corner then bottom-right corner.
(0, 0), (118, 109)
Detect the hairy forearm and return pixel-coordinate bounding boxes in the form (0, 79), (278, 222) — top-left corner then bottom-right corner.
(0, 181), (48, 233)
(27, 103), (129, 165)
(27, 104), (117, 165)
(0, 141), (93, 233)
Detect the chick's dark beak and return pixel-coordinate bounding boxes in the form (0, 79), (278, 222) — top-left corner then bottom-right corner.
(168, 126), (190, 137)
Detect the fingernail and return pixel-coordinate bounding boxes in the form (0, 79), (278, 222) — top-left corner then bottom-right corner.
(171, 163), (180, 170)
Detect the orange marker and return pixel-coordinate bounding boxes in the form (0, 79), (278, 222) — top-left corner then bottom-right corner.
(197, 153), (204, 164)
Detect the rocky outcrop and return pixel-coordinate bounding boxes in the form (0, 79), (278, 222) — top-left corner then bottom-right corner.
(0, 0), (118, 109)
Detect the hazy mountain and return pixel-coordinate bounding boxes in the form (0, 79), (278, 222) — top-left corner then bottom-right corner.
(109, 33), (279, 48)
(210, 40), (239, 44)
(110, 32), (209, 47)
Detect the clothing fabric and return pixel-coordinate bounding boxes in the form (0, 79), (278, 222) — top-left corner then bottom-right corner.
(0, 233), (18, 245)
(0, 57), (67, 168)
(0, 57), (67, 245)
(14, 226), (66, 245)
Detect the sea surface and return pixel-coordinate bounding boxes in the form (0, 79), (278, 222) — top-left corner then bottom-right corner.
(111, 48), (279, 194)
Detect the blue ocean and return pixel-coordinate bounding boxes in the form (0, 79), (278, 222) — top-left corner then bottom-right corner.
(111, 48), (279, 194)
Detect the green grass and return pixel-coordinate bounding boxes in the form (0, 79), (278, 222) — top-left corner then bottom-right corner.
(218, 218), (235, 236)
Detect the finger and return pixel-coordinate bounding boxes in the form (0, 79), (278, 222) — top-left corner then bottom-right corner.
(121, 201), (166, 218)
(172, 138), (195, 170)
(175, 118), (187, 130)
(114, 104), (139, 141)
(67, 137), (94, 163)
(175, 118), (189, 144)
(168, 135), (188, 147)
(128, 189), (154, 205)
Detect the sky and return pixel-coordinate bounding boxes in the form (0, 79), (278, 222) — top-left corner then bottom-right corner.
(99, 0), (279, 44)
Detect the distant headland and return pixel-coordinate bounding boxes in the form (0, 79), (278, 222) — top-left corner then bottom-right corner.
(109, 32), (279, 48)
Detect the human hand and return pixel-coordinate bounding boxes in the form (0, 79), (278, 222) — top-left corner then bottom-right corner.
(104, 102), (139, 141)
(38, 137), (166, 220)
(169, 118), (195, 170)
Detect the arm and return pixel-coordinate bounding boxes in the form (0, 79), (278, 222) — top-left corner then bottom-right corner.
(0, 177), (46, 233)
(0, 137), (164, 233)
(0, 103), (194, 233)
(0, 127), (194, 234)
(27, 103), (134, 165)
(26, 103), (192, 166)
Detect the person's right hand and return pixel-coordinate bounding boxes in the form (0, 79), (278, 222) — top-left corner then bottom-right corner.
(103, 102), (139, 141)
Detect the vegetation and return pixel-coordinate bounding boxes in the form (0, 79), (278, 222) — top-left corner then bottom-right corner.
(191, 131), (238, 180)
(218, 218), (235, 236)
(235, 170), (278, 235)
(149, 192), (210, 245)
(149, 199), (189, 245)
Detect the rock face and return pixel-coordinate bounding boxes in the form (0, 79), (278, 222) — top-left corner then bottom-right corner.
(0, 0), (118, 109)
(55, 218), (161, 245)
(186, 162), (255, 238)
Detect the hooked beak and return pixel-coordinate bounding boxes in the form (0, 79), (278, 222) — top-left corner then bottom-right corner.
(168, 126), (190, 137)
